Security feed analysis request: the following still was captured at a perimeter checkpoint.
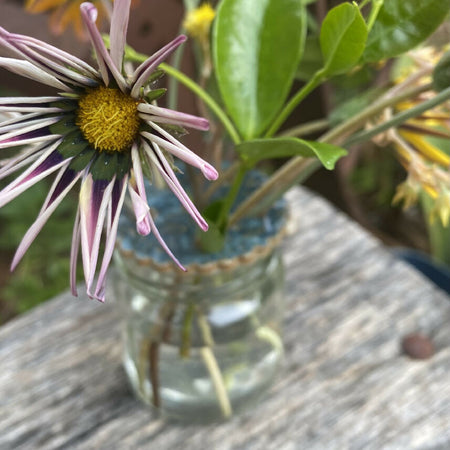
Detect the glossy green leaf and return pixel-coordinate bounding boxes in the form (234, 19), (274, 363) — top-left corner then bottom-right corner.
(320, 3), (368, 76)
(363, 0), (450, 62)
(433, 51), (450, 92)
(236, 137), (347, 169)
(213, 0), (306, 140)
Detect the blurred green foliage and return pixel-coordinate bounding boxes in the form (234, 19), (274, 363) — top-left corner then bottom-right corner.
(0, 180), (78, 322)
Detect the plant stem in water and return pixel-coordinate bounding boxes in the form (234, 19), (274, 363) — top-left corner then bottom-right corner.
(144, 303), (175, 408)
(180, 303), (195, 358)
(149, 342), (161, 407)
(200, 347), (232, 419)
(197, 310), (232, 418)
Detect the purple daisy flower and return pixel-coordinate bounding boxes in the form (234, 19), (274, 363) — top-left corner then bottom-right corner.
(0, 0), (218, 302)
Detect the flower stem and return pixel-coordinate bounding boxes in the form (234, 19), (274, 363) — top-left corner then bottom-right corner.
(366, 0), (384, 33)
(203, 161), (240, 201)
(180, 303), (195, 358)
(200, 346), (232, 418)
(280, 118), (330, 138)
(196, 309), (232, 418)
(230, 80), (434, 224)
(124, 45), (241, 144)
(265, 71), (325, 138)
(343, 85), (450, 147)
(217, 163), (247, 230)
(149, 342), (161, 407)
(255, 326), (284, 354)
(167, 45), (185, 111)
(140, 302), (175, 408)
(229, 157), (320, 226)
(197, 311), (214, 347)
(159, 63), (242, 145)
(320, 82), (433, 145)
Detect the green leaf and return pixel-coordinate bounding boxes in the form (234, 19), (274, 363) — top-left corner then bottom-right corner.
(320, 3), (368, 76)
(433, 51), (450, 93)
(363, 0), (450, 62)
(236, 137), (347, 169)
(145, 88), (167, 103)
(213, 0), (306, 140)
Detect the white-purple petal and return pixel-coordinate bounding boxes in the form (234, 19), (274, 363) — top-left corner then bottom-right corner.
(131, 35), (186, 97)
(70, 209), (81, 297)
(142, 127), (218, 181)
(147, 212), (186, 272)
(87, 179), (114, 297)
(80, 2), (127, 92)
(0, 147), (41, 181)
(109, 0), (131, 70)
(0, 144), (65, 208)
(0, 112), (45, 132)
(0, 27), (98, 78)
(2, 34), (97, 87)
(11, 162), (81, 271)
(0, 130), (56, 149)
(142, 140), (209, 231)
(94, 176), (128, 300)
(0, 57), (70, 91)
(40, 167), (79, 213)
(128, 173), (186, 271)
(79, 175), (113, 294)
(0, 96), (63, 105)
(0, 106), (63, 113)
(0, 115), (61, 146)
(138, 103), (209, 130)
(130, 143), (152, 235)
(128, 180), (151, 235)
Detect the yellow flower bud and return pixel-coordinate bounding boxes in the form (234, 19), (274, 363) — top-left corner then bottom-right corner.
(183, 3), (215, 43)
(429, 190), (450, 227)
(392, 178), (420, 210)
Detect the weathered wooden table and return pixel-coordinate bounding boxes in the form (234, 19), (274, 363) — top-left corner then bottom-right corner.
(1, 187), (449, 449)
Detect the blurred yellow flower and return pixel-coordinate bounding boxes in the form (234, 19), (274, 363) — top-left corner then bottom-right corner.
(392, 178), (421, 210)
(399, 129), (450, 167)
(25, 0), (109, 40)
(382, 46), (450, 226)
(25, 0), (138, 40)
(183, 3), (215, 43)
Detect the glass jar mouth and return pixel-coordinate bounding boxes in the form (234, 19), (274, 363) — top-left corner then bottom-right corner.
(116, 169), (287, 268)
(114, 232), (285, 300)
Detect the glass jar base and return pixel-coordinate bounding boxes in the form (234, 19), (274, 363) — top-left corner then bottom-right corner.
(123, 343), (283, 422)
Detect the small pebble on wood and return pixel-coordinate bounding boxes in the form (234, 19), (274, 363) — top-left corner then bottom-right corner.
(401, 333), (435, 359)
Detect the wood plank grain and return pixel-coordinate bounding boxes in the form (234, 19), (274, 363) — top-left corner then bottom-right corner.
(1, 187), (449, 450)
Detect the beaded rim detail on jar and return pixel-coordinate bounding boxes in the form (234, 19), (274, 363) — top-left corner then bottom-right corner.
(115, 222), (288, 275)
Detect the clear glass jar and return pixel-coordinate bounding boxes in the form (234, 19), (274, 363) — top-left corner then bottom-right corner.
(112, 241), (285, 423)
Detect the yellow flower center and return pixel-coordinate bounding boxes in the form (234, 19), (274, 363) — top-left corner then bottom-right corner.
(76, 86), (140, 152)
